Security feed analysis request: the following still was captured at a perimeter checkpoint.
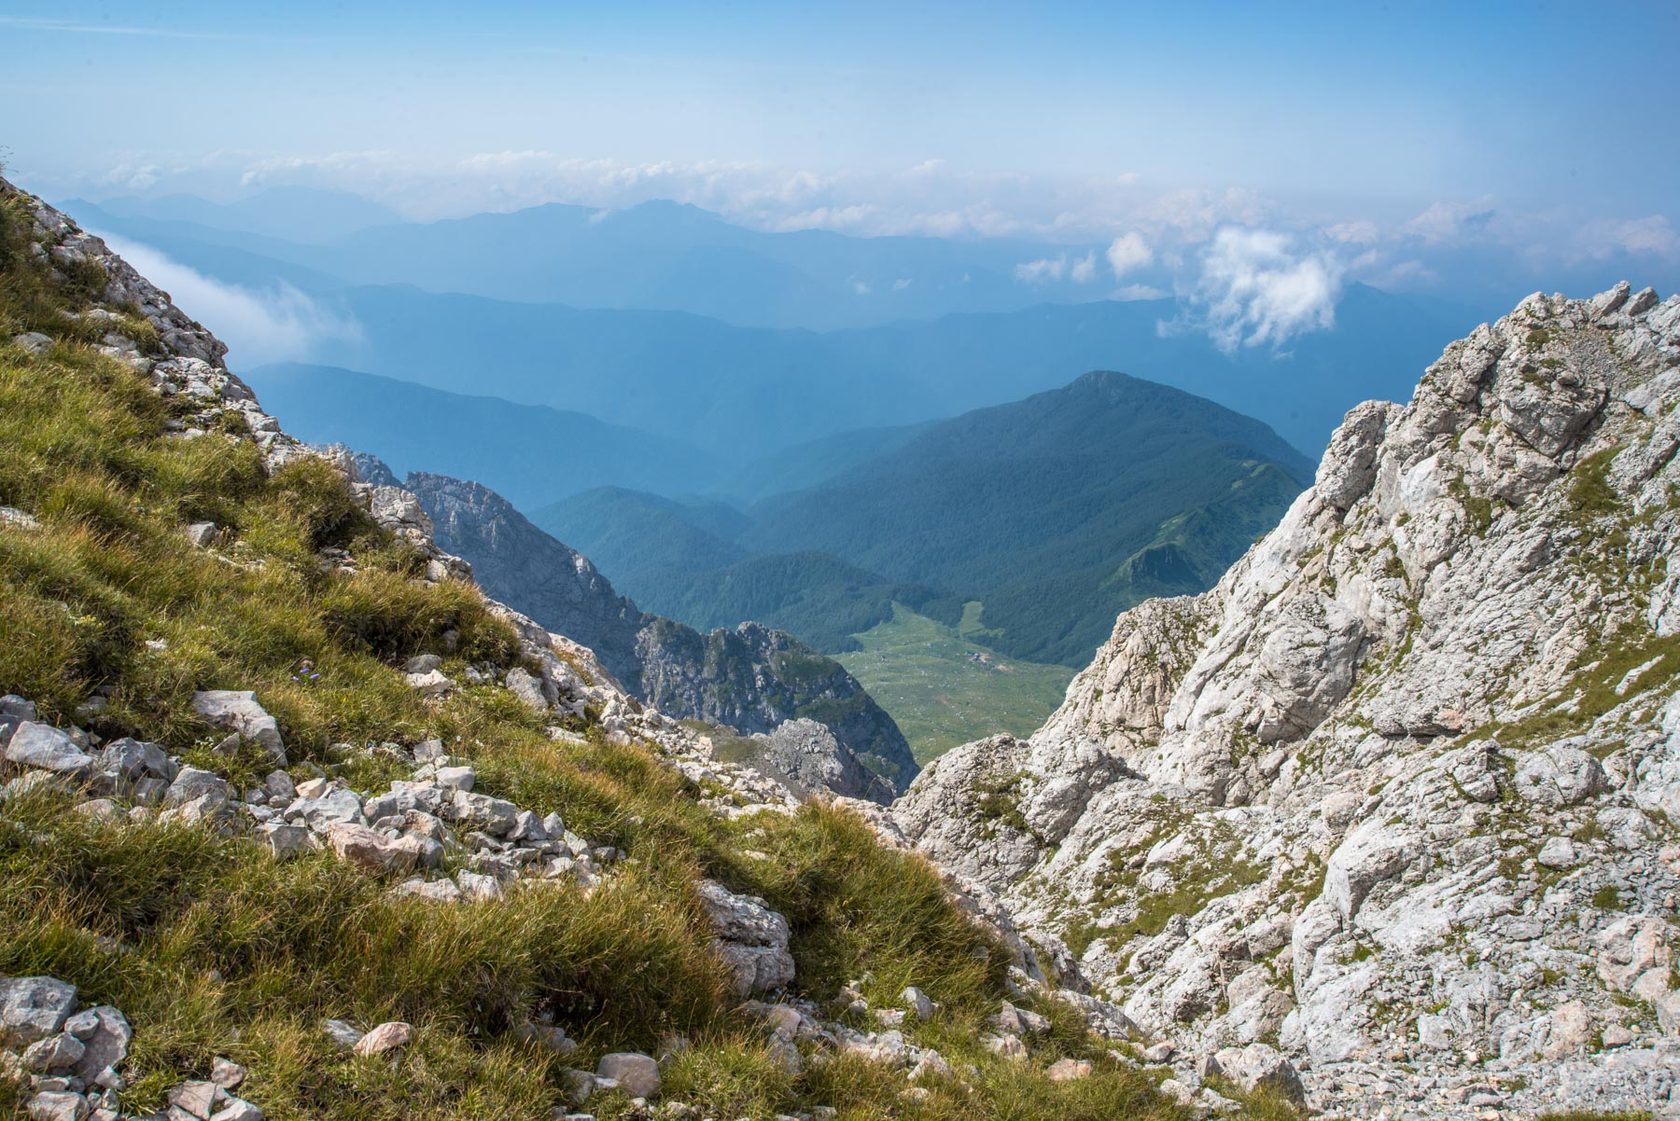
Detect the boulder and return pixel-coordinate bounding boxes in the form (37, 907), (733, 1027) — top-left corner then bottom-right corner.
(256, 823), (314, 861)
(209, 1097), (264, 1121)
(322, 1019), (363, 1050)
(21, 1032), (84, 1072)
(446, 790), (518, 836)
(434, 765), (474, 792)
(1324, 819), (1419, 919)
(504, 667), (549, 713)
(1513, 745), (1606, 807)
(325, 823), (428, 874)
(1210, 1043), (1305, 1104)
(352, 1021), (413, 1057)
(63, 1006), (129, 1083)
(94, 737), (174, 785)
(405, 670), (454, 698)
(0, 976), (78, 1046)
(992, 1000), (1051, 1036)
(164, 766), (231, 808)
(1046, 1057), (1093, 1081)
(24, 1091), (89, 1121)
(167, 1081), (220, 1119)
(210, 1057), (247, 1090)
(297, 787), (364, 830)
(4, 723), (93, 774)
(191, 691), (286, 764)
(695, 879), (795, 996)
(394, 876), (464, 903)
(595, 1051), (660, 1098)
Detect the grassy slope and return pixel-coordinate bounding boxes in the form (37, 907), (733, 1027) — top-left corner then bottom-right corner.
(838, 604), (1075, 763)
(0, 185), (1291, 1121)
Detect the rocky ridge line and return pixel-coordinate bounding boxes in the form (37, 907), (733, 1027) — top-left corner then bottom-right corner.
(894, 282), (1680, 1119)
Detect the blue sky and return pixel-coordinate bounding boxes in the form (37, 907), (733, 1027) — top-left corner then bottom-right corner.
(3, 1), (1676, 309)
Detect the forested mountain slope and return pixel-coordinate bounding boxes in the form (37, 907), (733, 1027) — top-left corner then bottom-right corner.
(546, 372), (1312, 667)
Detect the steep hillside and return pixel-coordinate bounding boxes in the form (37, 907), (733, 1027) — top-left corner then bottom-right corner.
(1, 180), (1287, 1121)
(894, 283), (1680, 1117)
(248, 363), (721, 507)
(401, 471), (921, 800)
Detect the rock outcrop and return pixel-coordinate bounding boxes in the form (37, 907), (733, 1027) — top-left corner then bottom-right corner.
(895, 283), (1680, 1118)
(399, 468), (919, 801)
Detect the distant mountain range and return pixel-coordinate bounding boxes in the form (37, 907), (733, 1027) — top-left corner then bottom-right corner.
(236, 280), (1467, 465)
(73, 188), (1458, 726)
(249, 363), (718, 508)
(539, 370), (1313, 667)
(67, 194), (1476, 457)
(65, 191), (1117, 330)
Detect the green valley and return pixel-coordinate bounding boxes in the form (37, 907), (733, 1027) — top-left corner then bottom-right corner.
(837, 604), (1076, 763)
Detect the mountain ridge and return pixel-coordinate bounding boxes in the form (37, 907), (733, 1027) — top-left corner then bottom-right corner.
(891, 281), (1680, 1116)
(546, 369), (1313, 669)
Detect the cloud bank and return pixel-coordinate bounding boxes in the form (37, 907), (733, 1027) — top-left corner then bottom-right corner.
(95, 233), (360, 367)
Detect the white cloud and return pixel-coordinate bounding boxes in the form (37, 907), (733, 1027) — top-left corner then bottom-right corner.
(1015, 256), (1067, 283)
(1324, 220), (1380, 245)
(1403, 200), (1497, 244)
(1588, 215), (1679, 258)
(1105, 232), (1152, 278)
(1016, 250), (1100, 285)
(1113, 283), (1168, 301)
(94, 232), (360, 367)
(1187, 227), (1343, 351)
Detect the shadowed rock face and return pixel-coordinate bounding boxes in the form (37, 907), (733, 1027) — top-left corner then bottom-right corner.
(401, 470), (917, 800)
(894, 284), (1680, 1115)
(407, 471), (648, 691)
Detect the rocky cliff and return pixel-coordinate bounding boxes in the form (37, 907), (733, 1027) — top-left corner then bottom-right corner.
(398, 470), (918, 801)
(895, 283), (1680, 1117)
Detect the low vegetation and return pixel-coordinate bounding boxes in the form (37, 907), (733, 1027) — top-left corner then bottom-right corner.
(837, 604), (1074, 762)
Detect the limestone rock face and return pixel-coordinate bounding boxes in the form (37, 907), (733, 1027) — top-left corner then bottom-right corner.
(894, 285), (1680, 1116)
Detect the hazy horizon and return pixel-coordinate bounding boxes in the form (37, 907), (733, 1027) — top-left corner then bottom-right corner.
(5, 1), (1676, 333)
